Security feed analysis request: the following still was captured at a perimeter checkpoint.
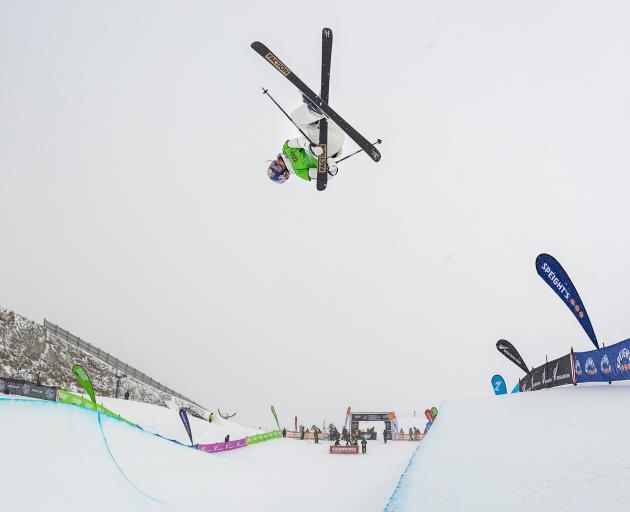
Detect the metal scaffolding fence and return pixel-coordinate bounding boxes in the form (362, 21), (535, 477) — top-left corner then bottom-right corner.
(43, 319), (206, 411)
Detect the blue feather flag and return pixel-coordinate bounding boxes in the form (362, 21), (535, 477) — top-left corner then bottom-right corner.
(179, 408), (194, 446)
(491, 374), (507, 395)
(536, 254), (599, 349)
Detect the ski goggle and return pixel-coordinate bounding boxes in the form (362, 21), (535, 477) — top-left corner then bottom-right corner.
(267, 158), (289, 183)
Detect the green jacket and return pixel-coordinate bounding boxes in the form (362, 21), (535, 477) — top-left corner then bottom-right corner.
(282, 142), (318, 181)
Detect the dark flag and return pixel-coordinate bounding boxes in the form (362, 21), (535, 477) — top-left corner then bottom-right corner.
(496, 339), (530, 374)
(536, 254), (599, 349)
(271, 405), (280, 430)
(179, 408), (194, 446)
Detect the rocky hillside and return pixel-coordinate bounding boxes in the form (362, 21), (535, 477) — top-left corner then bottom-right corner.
(0, 306), (208, 417)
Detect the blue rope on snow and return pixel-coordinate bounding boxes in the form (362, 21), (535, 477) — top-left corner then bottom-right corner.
(383, 442), (422, 512)
(97, 411), (173, 509)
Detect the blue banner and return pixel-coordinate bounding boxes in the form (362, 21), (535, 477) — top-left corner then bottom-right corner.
(536, 254), (599, 349)
(179, 408), (194, 446)
(491, 374), (507, 395)
(574, 338), (630, 384)
(510, 383), (519, 394)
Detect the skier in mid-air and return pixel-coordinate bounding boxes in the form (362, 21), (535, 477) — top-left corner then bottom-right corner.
(266, 98), (346, 184)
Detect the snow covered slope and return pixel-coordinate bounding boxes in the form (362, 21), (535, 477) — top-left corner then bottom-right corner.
(0, 306), (207, 415)
(0, 396), (417, 511)
(385, 385), (630, 511)
(98, 396), (259, 444)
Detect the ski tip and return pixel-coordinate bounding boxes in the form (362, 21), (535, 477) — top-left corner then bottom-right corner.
(322, 27), (333, 39)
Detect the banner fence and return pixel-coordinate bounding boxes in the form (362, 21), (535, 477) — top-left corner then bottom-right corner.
(246, 430), (282, 445)
(2, 382), (282, 457)
(519, 337), (630, 392)
(393, 433), (424, 441)
(574, 338), (630, 384)
(0, 378), (57, 401)
(197, 438), (248, 453)
(57, 388), (136, 426)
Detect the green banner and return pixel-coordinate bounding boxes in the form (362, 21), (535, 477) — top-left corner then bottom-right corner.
(246, 430), (281, 445)
(57, 388), (135, 426)
(72, 364), (96, 404)
(271, 405), (280, 430)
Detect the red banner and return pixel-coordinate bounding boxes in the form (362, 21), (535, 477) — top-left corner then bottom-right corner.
(329, 445), (359, 454)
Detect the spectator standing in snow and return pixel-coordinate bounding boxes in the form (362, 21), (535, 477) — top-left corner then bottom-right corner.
(224, 434), (230, 443)
(383, 429), (388, 444)
(208, 412), (214, 423)
(282, 428), (287, 438)
(361, 438), (367, 454)
(124, 390), (130, 400)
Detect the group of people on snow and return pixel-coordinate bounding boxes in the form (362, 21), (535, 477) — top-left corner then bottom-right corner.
(288, 421), (423, 450)
(399, 427), (423, 440)
(328, 427), (368, 453)
(297, 425), (324, 441)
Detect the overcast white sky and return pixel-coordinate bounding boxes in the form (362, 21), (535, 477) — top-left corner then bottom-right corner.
(2, 0), (630, 428)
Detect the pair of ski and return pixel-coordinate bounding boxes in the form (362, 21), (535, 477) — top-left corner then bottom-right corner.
(251, 29), (381, 191)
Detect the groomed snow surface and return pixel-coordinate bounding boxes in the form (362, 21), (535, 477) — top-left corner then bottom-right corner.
(0, 396), (416, 511)
(3, 385), (629, 511)
(386, 385), (630, 512)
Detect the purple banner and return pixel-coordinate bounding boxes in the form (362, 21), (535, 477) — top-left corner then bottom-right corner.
(197, 438), (248, 454)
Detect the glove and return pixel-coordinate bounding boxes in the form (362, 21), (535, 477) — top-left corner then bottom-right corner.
(309, 143), (324, 157)
(327, 158), (338, 177)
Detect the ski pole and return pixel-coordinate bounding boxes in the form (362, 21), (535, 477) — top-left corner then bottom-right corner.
(260, 87), (315, 145)
(335, 139), (382, 164)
